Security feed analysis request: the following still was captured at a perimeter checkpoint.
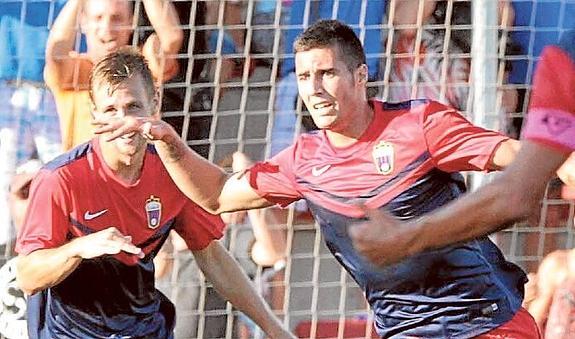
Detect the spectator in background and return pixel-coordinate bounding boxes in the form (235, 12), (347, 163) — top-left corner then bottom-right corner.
(205, 0), (246, 93)
(45, 0), (183, 151)
(152, 0), (214, 159)
(0, 0), (64, 266)
(526, 248), (575, 337)
(385, 0), (517, 113)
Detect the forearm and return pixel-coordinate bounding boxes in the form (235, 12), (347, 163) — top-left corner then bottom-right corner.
(193, 242), (288, 337)
(412, 142), (567, 254)
(411, 178), (523, 254)
(142, 0), (183, 54)
(16, 243), (82, 295)
(154, 132), (229, 213)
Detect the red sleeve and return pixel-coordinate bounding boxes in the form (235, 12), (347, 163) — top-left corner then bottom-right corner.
(174, 200), (225, 251)
(521, 45), (575, 153)
(15, 169), (71, 255)
(246, 145), (302, 208)
(422, 101), (509, 172)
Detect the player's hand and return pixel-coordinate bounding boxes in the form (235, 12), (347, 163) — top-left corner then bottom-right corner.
(349, 207), (419, 267)
(92, 116), (174, 142)
(69, 227), (144, 259)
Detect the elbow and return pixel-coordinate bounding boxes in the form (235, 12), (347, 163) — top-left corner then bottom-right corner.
(167, 30), (184, 54)
(159, 29), (183, 56)
(15, 263), (42, 296)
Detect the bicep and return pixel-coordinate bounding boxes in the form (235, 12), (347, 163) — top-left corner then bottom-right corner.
(219, 171), (274, 212)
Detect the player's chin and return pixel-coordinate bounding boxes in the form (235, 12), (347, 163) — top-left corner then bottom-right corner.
(311, 116), (336, 130)
(117, 138), (145, 154)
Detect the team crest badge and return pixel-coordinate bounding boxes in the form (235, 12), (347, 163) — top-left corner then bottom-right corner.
(145, 195), (162, 229)
(372, 141), (394, 175)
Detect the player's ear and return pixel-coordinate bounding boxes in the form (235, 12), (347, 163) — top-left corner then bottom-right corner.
(356, 64), (368, 85)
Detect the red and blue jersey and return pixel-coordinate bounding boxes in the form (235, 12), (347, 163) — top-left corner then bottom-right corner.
(248, 99), (527, 338)
(16, 139), (224, 338)
(522, 31), (575, 152)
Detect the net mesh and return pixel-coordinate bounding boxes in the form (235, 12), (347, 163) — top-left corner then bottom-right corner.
(1, 0), (575, 338)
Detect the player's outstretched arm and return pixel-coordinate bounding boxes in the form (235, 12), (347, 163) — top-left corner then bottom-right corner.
(93, 117), (272, 213)
(192, 241), (295, 339)
(350, 141), (568, 266)
(16, 227), (143, 295)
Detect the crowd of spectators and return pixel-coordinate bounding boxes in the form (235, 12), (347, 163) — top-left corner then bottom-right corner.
(0, 0), (574, 338)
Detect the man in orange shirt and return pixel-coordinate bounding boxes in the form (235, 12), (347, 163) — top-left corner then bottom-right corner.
(45, 0), (182, 150)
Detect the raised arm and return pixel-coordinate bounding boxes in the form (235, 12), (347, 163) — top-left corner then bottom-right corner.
(192, 241), (295, 339)
(17, 227), (143, 295)
(44, 0), (86, 90)
(140, 0), (183, 82)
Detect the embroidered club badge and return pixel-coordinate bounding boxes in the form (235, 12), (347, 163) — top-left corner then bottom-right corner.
(145, 195), (162, 229)
(373, 141), (394, 175)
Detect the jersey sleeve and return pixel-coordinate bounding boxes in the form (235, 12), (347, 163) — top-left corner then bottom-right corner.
(521, 36), (575, 153)
(422, 101), (509, 172)
(246, 145), (302, 208)
(174, 200), (225, 251)
(15, 169), (71, 255)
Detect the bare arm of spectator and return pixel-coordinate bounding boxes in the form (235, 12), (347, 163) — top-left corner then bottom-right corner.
(528, 250), (568, 330)
(17, 227), (143, 295)
(390, 0), (436, 38)
(141, 0), (183, 82)
(391, 0), (514, 37)
(44, 0), (87, 90)
(192, 240), (295, 339)
(557, 152), (575, 187)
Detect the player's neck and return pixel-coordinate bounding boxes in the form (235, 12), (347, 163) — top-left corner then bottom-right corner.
(326, 103), (374, 148)
(100, 144), (147, 184)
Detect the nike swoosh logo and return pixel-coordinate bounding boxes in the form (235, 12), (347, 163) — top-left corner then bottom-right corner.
(312, 164), (331, 176)
(84, 209), (108, 220)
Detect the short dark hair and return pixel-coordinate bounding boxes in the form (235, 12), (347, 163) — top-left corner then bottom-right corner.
(89, 47), (155, 104)
(293, 19), (366, 73)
